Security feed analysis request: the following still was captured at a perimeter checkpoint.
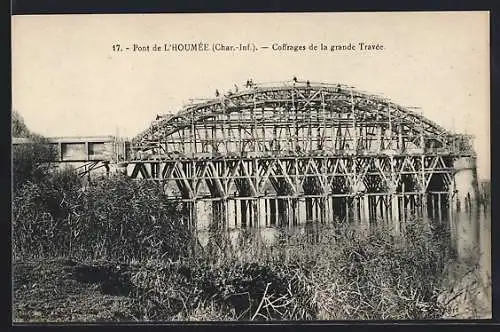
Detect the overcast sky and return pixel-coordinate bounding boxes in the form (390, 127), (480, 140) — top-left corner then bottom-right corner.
(12, 12), (490, 179)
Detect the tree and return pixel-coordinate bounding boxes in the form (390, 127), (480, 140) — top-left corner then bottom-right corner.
(12, 110), (57, 191)
(12, 110), (31, 137)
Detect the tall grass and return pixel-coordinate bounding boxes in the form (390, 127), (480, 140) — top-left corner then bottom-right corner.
(13, 169), (451, 321)
(12, 169), (192, 261)
(127, 221), (449, 321)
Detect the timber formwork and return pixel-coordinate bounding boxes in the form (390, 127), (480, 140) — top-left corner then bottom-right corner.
(126, 81), (477, 231)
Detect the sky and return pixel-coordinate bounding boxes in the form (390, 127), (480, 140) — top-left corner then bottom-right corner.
(12, 12), (490, 179)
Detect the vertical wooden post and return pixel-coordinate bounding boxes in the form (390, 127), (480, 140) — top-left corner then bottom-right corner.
(353, 197), (359, 223)
(258, 198), (266, 228)
(275, 198), (279, 226)
(438, 193), (442, 221)
(431, 194), (436, 219)
(392, 195), (400, 234)
(362, 195), (370, 227)
(253, 198), (259, 228)
(422, 192), (428, 219)
(345, 197), (350, 223)
(240, 200), (247, 228)
(233, 199), (238, 228)
(448, 192), (453, 223)
(58, 142), (63, 161)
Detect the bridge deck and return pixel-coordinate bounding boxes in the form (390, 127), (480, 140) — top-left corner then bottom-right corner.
(12, 136), (127, 163)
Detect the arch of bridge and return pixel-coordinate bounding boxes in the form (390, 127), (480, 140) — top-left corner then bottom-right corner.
(130, 82), (459, 198)
(134, 83), (451, 147)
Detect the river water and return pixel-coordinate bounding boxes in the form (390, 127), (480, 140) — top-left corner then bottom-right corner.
(448, 205), (491, 314)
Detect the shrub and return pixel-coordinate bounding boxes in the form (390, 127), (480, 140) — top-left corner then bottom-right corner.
(76, 175), (192, 261)
(12, 172), (191, 262)
(12, 137), (57, 191)
(12, 167), (83, 257)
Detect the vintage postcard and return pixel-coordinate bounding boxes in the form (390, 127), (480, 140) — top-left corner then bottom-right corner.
(12, 12), (490, 322)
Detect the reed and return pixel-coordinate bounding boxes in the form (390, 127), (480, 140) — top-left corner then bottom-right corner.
(13, 171), (450, 321)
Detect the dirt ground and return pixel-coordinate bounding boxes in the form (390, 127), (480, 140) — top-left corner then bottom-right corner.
(12, 259), (141, 323)
(13, 258), (491, 323)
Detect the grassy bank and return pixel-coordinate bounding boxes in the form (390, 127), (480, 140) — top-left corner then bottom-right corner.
(13, 227), (450, 322)
(12, 170), (453, 321)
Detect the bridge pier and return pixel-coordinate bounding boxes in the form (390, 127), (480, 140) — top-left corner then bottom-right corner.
(278, 198), (288, 227)
(353, 197), (360, 223)
(453, 156), (480, 211)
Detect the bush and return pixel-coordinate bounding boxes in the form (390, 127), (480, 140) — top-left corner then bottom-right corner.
(12, 167), (83, 257)
(12, 137), (57, 191)
(12, 172), (192, 261)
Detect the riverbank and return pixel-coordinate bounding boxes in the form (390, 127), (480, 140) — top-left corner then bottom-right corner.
(13, 221), (455, 322)
(437, 261), (491, 319)
(12, 170), (490, 322)
(13, 257), (490, 322)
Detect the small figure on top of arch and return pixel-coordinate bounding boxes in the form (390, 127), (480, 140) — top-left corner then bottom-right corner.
(215, 89), (220, 97)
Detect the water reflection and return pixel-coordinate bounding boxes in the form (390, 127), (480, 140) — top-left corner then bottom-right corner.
(479, 208), (492, 302)
(449, 206), (491, 301)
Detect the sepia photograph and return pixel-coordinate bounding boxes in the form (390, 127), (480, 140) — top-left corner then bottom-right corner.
(11, 12), (491, 322)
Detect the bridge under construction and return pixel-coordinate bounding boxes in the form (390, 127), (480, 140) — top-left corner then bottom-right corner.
(13, 80), (480, 232)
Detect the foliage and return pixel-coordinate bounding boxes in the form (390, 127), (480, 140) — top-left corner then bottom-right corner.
(124, 221), (449, 321)
(12, 110), (57, 191)
(12, 110), (31, 137)
(12, 172), (192, 261)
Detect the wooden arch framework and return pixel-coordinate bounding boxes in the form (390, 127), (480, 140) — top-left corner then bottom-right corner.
(125, 80), (476, 231)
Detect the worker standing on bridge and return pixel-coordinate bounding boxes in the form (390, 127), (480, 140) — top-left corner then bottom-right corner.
(293, 76), (298, 83)
(306, 80), (311, 88)
(234, 84), (239, 93)
(215, 89), (220, 97)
